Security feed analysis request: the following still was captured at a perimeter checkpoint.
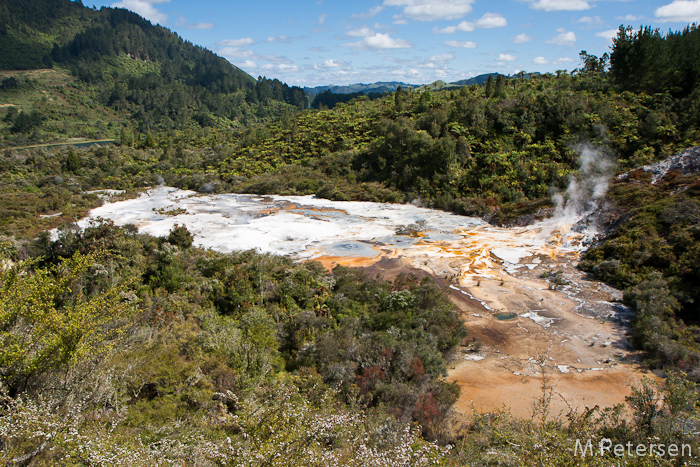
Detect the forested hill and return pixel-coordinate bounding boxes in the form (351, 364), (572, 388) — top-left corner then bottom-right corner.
(0, 0), (307, 131)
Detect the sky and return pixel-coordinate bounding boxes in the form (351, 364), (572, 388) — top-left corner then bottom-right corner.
(83, 0), (700, 87)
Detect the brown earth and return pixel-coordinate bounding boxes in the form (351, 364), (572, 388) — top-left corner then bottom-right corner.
(342, 249), (659, 420)
(446, 265), (656, 419)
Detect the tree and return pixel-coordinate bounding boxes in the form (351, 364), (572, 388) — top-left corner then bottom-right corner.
(610, 24), (700, 96)
(0, 250), (135, 395)
(494, 74), (506, 99)
(394, 85), (404, 112)
(0, 76), (20, 90)
(10, 109), (42, 133)
(2, 105), (18, 123)
(484, 75), (494, 98)
(65, 148), (82, 172)
(578, 50), (609, 74)
(144, 131), (157, 148)
(119, 127), (134, 147)
(166, 224), (194, 249)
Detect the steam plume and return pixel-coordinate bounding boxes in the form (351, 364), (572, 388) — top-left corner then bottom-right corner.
(552, 143), (613, 221)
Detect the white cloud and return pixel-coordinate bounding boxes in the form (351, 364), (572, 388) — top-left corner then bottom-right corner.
(595, 29), (619, 40)
(219, 47), (293, 66)
(352, 6), (385, 19)
(546, 30), (577, 46)
(617, 14), (641, 21)
(434, 12), (505, 33)
(347, 27), (374, 37)
(512, 33), (533, 43)
(314, 59), (350, 69)
(497, 53), (517, 61)
(533, 56), (549, 64)
(553, 57), (574, 64)
(261, 63), (299, 72)
(475, 12), (507, 28)
(430, 53), (455, 61)
(576, 16), (604, 27)
(111, 0), (170, 24)
(238, 60), (258, 69)
(219, 47), (255, 59)
(445, 40), (477, 48)
(175, 16), (214, 29)
(189, 22), (214, 29)
(343, 32), (412, 49)
(266, 35), (294, 43)
(218, 38), (255, 47)
(384, 0), (475, 21)
(526, 0), (591, 11)
(383, 56), (409, 63)
(317, 13), (328, 25)
(655, 0), (700, 22)
(261, 55), (294, 65)
(433, 20), (473, 33)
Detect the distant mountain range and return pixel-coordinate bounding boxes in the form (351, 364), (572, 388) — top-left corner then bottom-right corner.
(303, 73), (540, 99)
(451, 73), (502, 86)
(303, 82), (418, 98)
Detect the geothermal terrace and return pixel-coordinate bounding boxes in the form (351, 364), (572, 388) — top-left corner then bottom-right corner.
(74, 186), (654, 418)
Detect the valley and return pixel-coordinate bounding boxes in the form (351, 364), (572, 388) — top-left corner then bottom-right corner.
(2, 0), (700, 463)
(72, 185), (654, 420)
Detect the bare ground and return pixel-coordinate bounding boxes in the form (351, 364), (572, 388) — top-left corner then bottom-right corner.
(447, 253), (658, 419)
(322, 247), (658, 420)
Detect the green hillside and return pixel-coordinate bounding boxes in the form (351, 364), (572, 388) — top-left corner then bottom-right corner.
(0, 68), (127, 147)
(221, 70), (698, 218)
(0, 0), (307, 144)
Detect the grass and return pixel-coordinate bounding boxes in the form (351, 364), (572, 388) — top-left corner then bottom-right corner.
(0, 68), (128, 147)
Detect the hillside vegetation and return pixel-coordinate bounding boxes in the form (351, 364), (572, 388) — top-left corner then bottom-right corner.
(1, 4), (700, 463)
(0, 0), (306, 144)
(224, 69), (698, 223)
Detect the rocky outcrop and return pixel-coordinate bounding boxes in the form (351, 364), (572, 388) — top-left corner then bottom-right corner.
(573, 199), (630, 244)
(577, 146), (700, 244)
(631, 146), (700, 184)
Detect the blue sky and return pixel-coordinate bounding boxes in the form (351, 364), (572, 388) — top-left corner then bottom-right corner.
(83, 0), (700, 87)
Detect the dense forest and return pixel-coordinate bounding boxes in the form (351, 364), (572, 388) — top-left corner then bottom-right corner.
(222, 65), (698, 220)
(0, 0), (307, 133)
(610, 24), (700, 97)
(2, 1), (700, 462)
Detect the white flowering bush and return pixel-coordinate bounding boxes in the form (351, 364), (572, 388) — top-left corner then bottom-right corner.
(0, 383), (448, 466)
